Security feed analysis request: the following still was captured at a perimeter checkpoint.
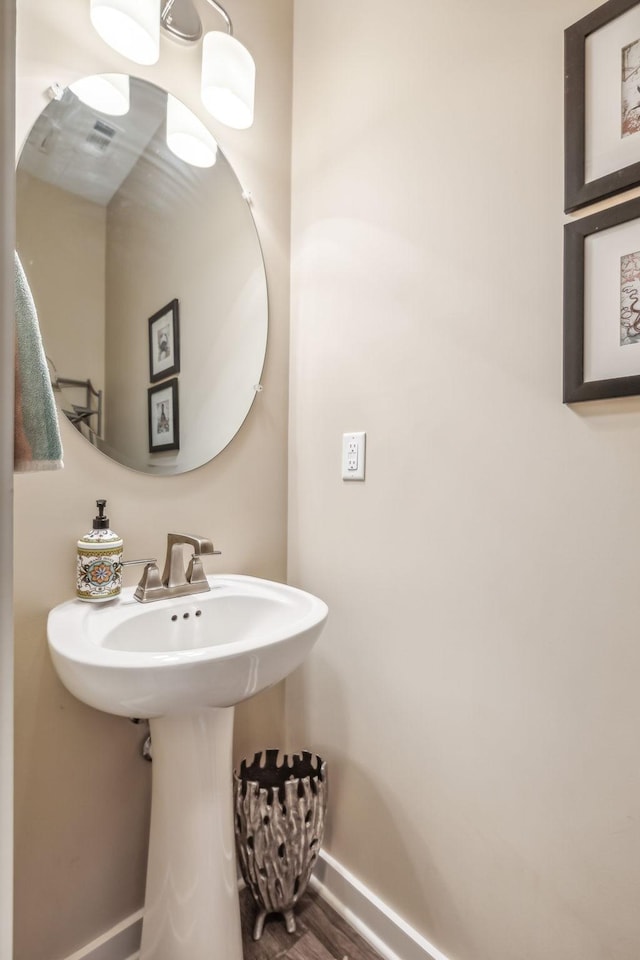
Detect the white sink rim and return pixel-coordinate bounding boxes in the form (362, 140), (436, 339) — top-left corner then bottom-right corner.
(48, 574), (328, 670)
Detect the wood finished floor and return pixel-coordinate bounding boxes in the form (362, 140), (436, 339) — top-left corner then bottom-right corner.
(240, 887), (383, 960)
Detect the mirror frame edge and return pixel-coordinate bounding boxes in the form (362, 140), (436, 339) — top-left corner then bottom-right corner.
(0, 0), (16, 952)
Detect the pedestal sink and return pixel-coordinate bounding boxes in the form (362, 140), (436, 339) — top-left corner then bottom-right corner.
(47, 574), (328, 960)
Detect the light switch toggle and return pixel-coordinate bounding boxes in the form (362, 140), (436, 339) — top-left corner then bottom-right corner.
(342, 432), (366, 481)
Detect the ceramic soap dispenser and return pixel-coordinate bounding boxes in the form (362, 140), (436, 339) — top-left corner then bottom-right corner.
(76, 499), (123, 602)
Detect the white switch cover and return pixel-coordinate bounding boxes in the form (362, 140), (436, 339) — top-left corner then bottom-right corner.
(342, 432), (366, 481)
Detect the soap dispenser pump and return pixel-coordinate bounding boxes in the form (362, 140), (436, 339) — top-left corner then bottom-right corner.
(76, 499), (123, 602)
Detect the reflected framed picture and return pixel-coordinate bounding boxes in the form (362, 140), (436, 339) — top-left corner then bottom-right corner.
(149, 298), (180, 383)
(565, 0), (640, 211)
(148, 378), (180, 452)
(564, 196), (640, 400)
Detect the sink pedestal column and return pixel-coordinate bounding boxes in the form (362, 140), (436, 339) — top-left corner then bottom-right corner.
(139, 706), (243, 960)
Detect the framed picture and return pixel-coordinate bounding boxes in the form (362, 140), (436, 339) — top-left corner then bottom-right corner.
(148, 299), (180, 383)
(564, 195), (640, 401)
(565, 0), (640, 212)
(148, 378), (180, 452)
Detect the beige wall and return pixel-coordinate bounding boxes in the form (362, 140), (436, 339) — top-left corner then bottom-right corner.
(16, 171), (106, 403)
(289, 2), (640, 959)
(14, 1), (292, 958)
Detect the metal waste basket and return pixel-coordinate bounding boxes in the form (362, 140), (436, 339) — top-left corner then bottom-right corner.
(234, 749), (328, 940)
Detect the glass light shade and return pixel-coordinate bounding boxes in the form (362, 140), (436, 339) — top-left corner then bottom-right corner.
(201, 31), (255, 130)
(166, 95), (218, 168)
(90, 0), (160, 65)
(69, 74), (130, 116)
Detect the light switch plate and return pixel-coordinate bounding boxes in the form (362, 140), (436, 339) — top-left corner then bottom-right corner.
(342, 432), (366, 481)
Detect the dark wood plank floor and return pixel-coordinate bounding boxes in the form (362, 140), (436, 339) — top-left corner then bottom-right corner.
(240, 887), (383, 960)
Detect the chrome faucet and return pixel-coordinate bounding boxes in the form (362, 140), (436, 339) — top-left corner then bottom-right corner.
(134, 533), (221, 603)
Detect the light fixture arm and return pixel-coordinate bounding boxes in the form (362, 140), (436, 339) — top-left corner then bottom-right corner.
(203, 0), (232, 35)
(160, 0), (233, 42)
(161, 0), (177, 25)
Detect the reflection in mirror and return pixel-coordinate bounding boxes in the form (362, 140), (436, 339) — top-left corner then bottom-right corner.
(16, 76), (268, 475)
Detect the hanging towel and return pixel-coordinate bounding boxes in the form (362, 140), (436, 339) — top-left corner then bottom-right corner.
(14, 252), (63, 471)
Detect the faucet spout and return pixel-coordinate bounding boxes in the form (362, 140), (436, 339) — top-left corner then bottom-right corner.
(161, 533), (218, 590)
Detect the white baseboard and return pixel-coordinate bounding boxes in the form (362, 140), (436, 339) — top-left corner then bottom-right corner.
(60, 910), (143, 960)
(310, 849), (451, 960)
(60, 851), (450, 960)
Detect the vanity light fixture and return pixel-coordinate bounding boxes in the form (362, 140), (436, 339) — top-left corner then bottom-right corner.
(199, 25), (255, 129)
(89, 0), (256, 129)
(163, 0), (255, 129)
(69, 74), (130, 116)
(90, 0), (161, 65)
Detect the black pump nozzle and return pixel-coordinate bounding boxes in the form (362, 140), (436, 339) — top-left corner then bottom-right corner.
(93, 499), (109, 530)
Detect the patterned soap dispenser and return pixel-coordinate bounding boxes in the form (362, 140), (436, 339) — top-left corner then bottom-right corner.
(76, 499), (123, 602)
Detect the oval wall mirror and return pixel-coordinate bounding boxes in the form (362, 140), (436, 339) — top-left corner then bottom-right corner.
(16, 75), (268, 475)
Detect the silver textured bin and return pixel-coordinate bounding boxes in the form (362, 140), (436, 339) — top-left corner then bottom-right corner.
(234, 749), (328, 940)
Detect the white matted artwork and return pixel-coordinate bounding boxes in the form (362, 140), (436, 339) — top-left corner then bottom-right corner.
(620, 248), (640, 341)
(584, 217), (640, 379)
(566, 0), (640, 210)
(148, 378), (180, 452)
(564, 196), (640, 401)
(622, 37), (640, 136)
(585, 4), (640, 181)
(148, 298), (180, 383)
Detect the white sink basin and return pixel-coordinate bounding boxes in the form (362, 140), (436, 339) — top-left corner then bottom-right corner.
(47, 574), (328, 718)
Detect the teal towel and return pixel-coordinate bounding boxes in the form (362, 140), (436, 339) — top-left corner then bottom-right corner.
(14, 252), (63, 471)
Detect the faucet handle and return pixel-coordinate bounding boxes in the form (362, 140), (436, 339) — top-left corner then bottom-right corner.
(186, 550), (221, 586)
(133, 561), (166, 603)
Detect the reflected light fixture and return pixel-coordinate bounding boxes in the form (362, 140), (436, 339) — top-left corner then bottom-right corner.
(166, 94), (218, 167)
(69, 73), (130, 116)
(89, 0), (256, 129)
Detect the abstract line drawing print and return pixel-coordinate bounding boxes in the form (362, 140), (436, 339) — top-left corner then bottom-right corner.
(156, 400), (171, 435)
(622, 39), (640, 138)
(620, 250), (640, 344)
(156, 322), (171, 363)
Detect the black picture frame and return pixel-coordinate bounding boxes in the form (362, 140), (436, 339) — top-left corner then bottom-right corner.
(565, 0), (640, 212)
(148, 378), (180, 452)
(148, 298), (180, 383)
(564, 195), (640, 401)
